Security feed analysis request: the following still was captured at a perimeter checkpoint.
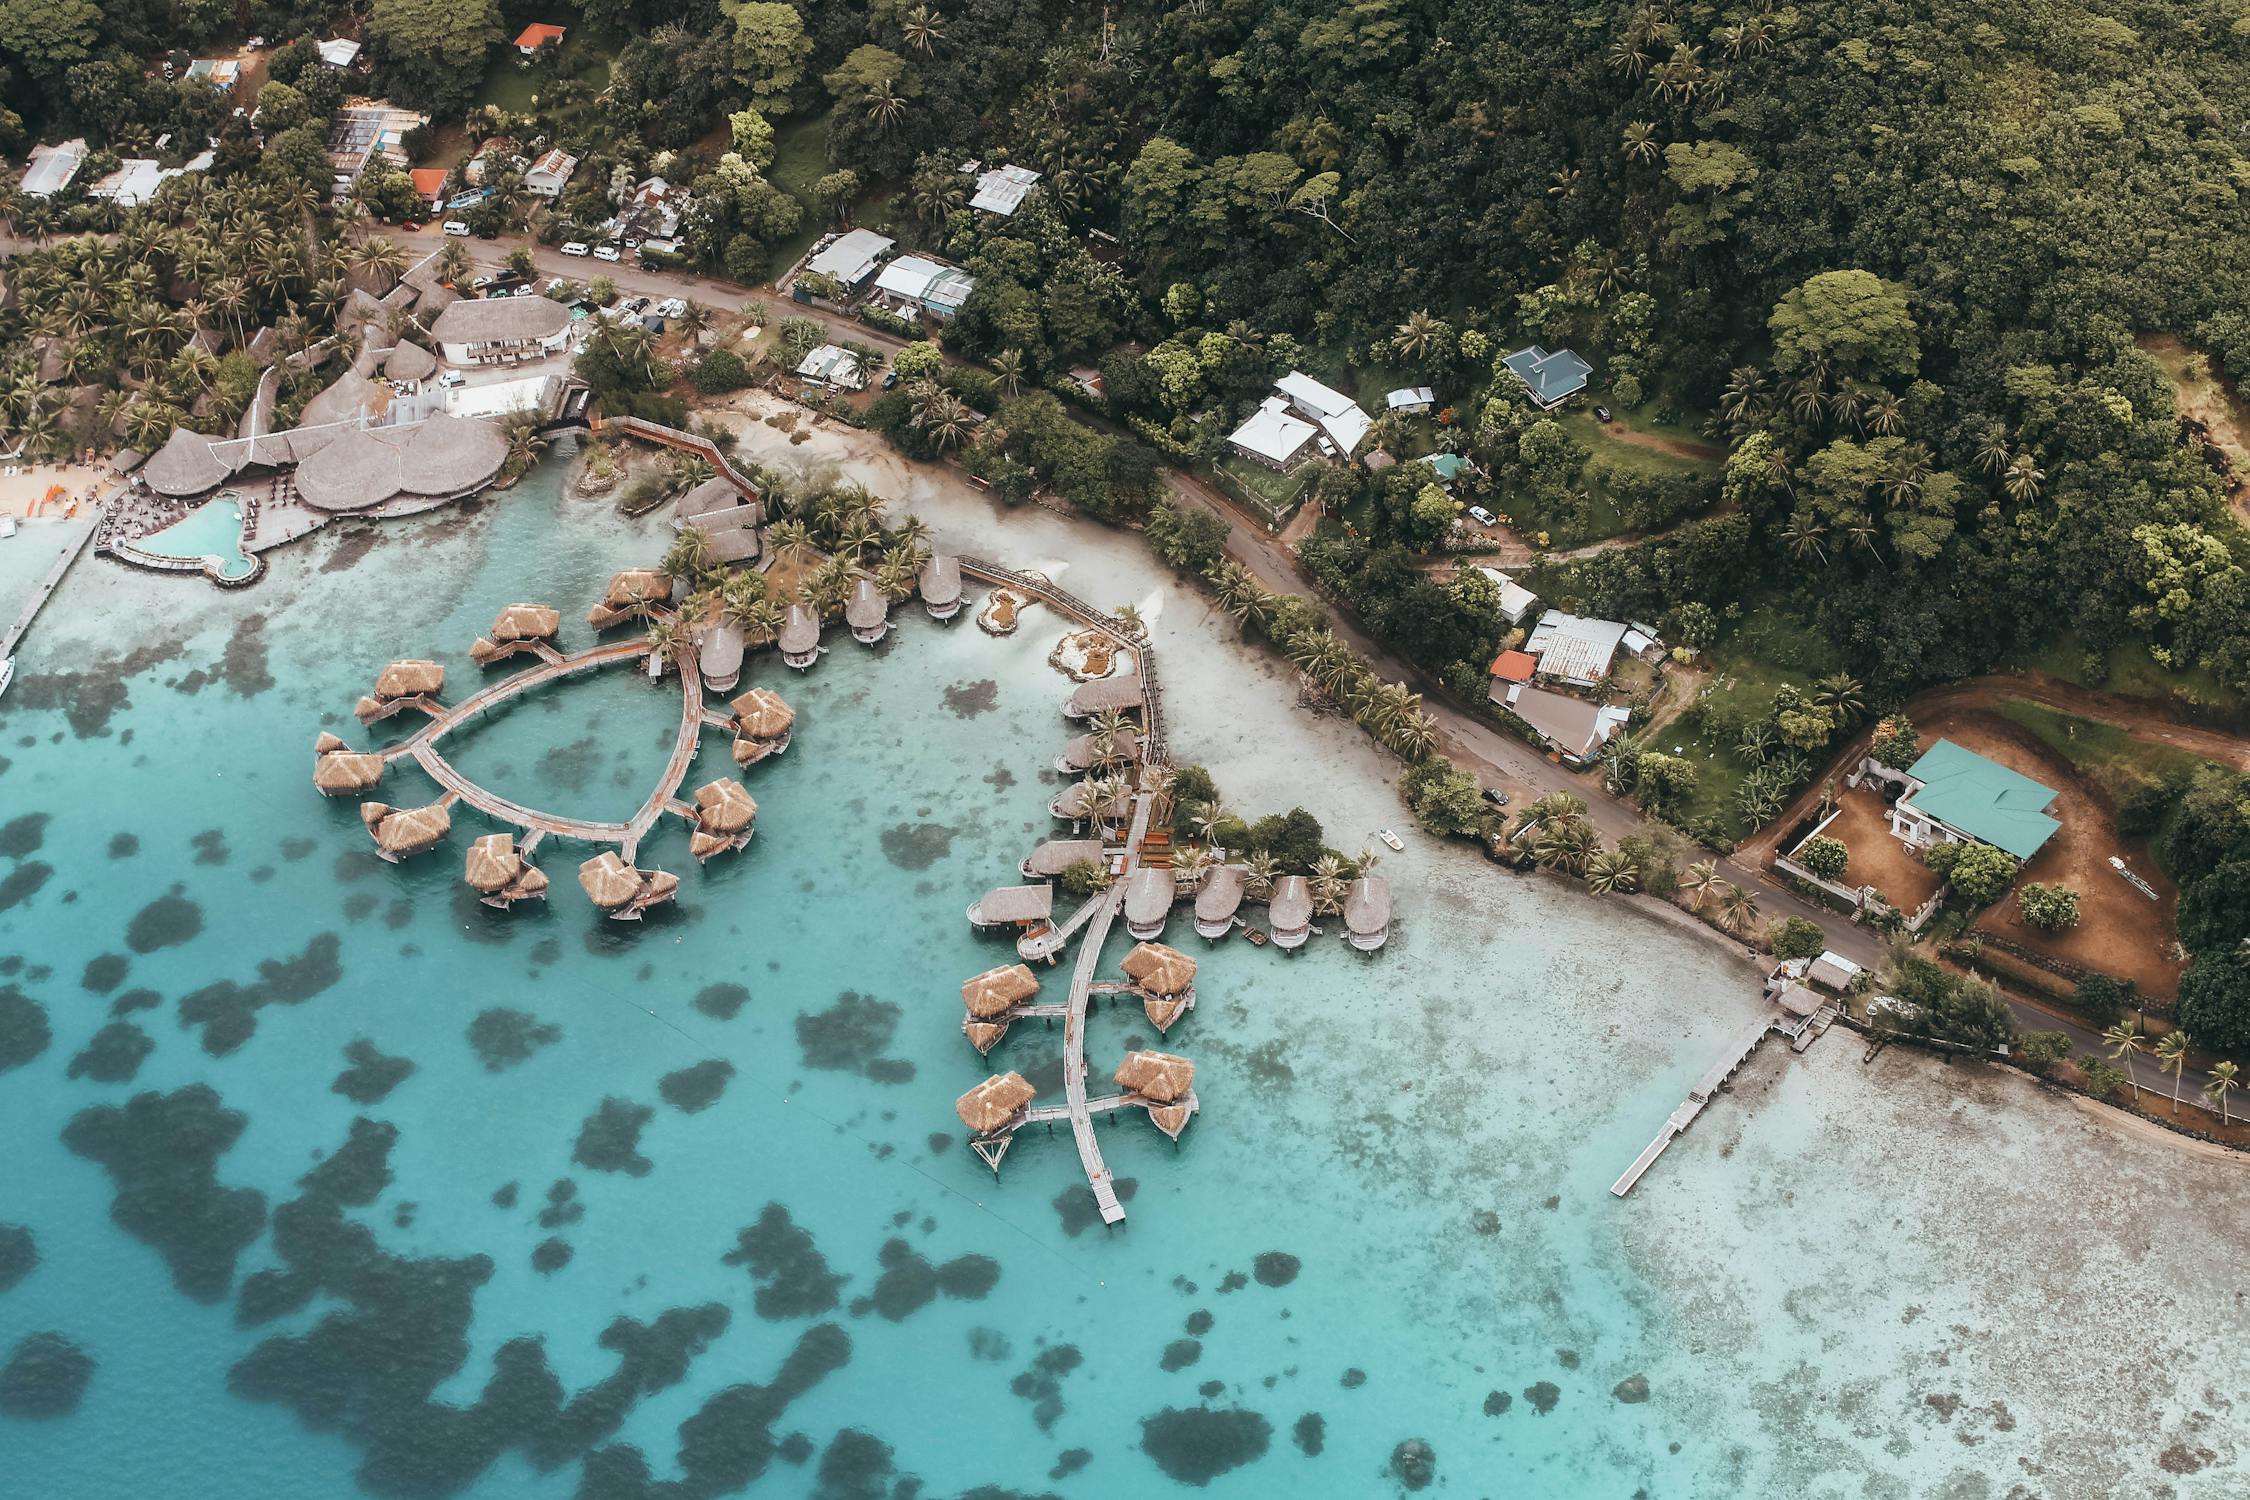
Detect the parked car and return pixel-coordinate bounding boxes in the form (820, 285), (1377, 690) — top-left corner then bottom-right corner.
(441, 220), (471, 237)
(1467, 505), (1498, 526)
(592, 244), (621, 261)
(438, 371), (466, 388)
(559, 242), (590, 257)
(881, 370), (900, 390)
(1480, 786), (1511, 808)
(1593, 405), (1613, 422)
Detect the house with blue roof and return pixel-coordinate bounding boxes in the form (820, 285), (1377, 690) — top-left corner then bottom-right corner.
(1500, 345), (1594, 409)
(1886, 739), (2061, 862)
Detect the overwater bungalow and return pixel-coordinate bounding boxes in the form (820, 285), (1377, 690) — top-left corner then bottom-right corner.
(728, 686), (795, 765)
(1114, 1050), (1199, 1140)
(919, 554), (963, 620)
(1267, 875), (1313, 950)
(577, 850), (679, 919)
(1193, 863), (1247, 939)
(1120, 941), (1197, 1032)
(688, 779), (756, 861)
(586, 569), (672, 630)
(1123, 865), (1177, 941)
(311, 731), (385, 796)
(1022, 838), (1105, 880)
(967, 883), (1053, 931)
(961, 962), (1041, 1054)
(360, 799), (451, 862)
(464, 832), (549, 908)
(697, 622), (746, 693)
(780, 603), (821, 669)
(1343, 875), (1393, 953)
(1056, 727), (1142, 773)
(1064, 674), (1142, 720)
(468, 603), (562, 664)
(846, 576), (890, 645)
(354, 658), (445, 721)
(955, 1072), (1038, 1169)
(1049, 780), (1130, 823)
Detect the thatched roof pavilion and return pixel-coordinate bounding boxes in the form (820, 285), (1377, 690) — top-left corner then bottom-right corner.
(144, 425), (229, 497)
(846, 576), (889, 643)
(693, 779), (757, 833)
(373, 659), (445, 699)
(967, 884), (1053, 928)
(587, 569), (672, 628)
(1066, 674), (1142, 718)
(1343, 875), (1392, 952)
(962, 962), (1039, 1019)
(954, 1073), (1036, 1135)
(577, 851), (677, 916)
(470, 603), (563, 663)
(382, 341), (437, 382)
(1121, 942), (1197, 997)
(1050, 781), (1128, 821)
(1194, 864), (1246, 938)
(964, 1020), (1010, 1055)
(1124, 865), (1176, 940)
(311, 732), (385, 796)
(698, 622), (745, 692)
(1268, 875), (1313, 948)
(1058, 728), (1142, 772)
(1022, 838), (1104, 879)
(731, 686), (795, 740)
(1115, 1050), (1196, 1103)
(780, 603), (820, 668)
(465, 833), (522, 892)
(361, 799), (451, 860)
(919, 554), (962, 619)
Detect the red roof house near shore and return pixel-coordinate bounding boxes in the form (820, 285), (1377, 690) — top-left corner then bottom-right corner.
(1489, 649), (1536, 684)
(514, 23), (566, 56)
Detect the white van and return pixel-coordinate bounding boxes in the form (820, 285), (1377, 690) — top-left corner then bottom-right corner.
(559, 241), (590, 257)
(437, 371), (466, 388)
(592, 243), (621, 262)
(441, 220), (471, 237)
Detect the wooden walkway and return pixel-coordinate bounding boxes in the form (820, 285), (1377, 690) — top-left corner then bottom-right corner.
(372, 639), (710, 860)
(958, 557), (1167, 762)
(598, 416), (763, 501)
(1610, 1001), (1837, 1197)
(1, 519), (99, 660)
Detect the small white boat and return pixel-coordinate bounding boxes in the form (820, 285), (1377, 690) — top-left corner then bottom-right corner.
(0, 657), (14, 702)
(1378, 828), (1404, 852)
(0, 514), (17, 538)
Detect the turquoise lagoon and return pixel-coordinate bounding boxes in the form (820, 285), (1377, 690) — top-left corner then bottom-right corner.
(0, 453), (2244, 1498)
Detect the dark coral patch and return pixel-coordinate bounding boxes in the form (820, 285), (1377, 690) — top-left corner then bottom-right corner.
(109, 987), (162, 1017)
(0, 812), (48, 858)
(1252, 1251), (1300, 1287)
(0, 1332), (94, 1418)
(0, 984), (52, 1072)
(1050, 1448), (1092, 1481)
(692, 982), (751, 1020)
(279, 837), (316, 862)
(0, 1223), (37, 1293)
(1292, 1412), (1324, 1456)
(1614, 1373), (1650, 1404)
(812, 1428), (896, 1498)
(62, 1084), (266, 1303)
(573, 1098), (656, 1176)
(1523, 1381), (1561, 1415)
(659, 1059), (735, 1114)
(125, 888), (202, 953)
(1053, 1177), (1137, 1236)
(333, 1039), (415, 1104)
(1160, 1339), (1202, 1372)
(191, 828), (230, 866)
(1185, 1310), (1213, 1336)
(491, 1182), (519, 1209)
(538, 1179), (584, 1229)
(109, 832), (140, 859)
(468, 1007), (560, 1071)
(722, 1205), (846, 1320)
(532, 1238), (574, 1275)
(850, 1238), (1001, 1322)
(795, 991), (910, 1081)
(0, 860), (52, 912)
(942, 679), (998, 717)
(81, 952), (128, 993)
(178, 933), (344, 1055)
(1391, 1439), (1436, 1490)
(1140, 1406), (1272, 1486)
(1482, 1390), (1512, 1416)
(877, 821), (957, 871)
(67, 1021), (153, 1083)
(1009, 1344), (1082, 1433)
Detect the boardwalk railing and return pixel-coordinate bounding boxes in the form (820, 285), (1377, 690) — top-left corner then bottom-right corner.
(957, 556), (1168, 763)
(597, 416), (763, 502)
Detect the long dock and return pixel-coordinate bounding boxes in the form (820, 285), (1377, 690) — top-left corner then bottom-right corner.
(2, 519), (100, 660)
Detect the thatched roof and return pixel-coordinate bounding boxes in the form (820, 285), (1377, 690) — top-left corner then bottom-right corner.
(1054, 781), (1128, 820)
(1267, 875), (1312, 929)
(465, 833), (521, 892)
(1025, 839), (1104, 877)
(780, 603), (819, 653)
(394, 412), (508, 498)
(1195, 864), (1246, 922)
(429, 294), (570, 346)
(1343, 875), (1392, 936)
(1114, 1050), (1195, 1103)
(604, 568), (671, 607)
(846, 575), (887, 628)
(508, 864), (551, 899)
(578, 851), (642, 908)
(298, 368), (389, 430)
(919, 554), (961, 605)
(1121, 942), (1197, 997)
(730, 687), (794, 739)
(971, 885), (1053, 924)
(295, 426), (401, 512)
(383, 340), (437, 382)
(1144, 995), (1189, 1031)
(1059, 728), (1141, 771)
(964, 1020), (1009, 1054)
(693, 778), (757, 833)
(962, 963), (1039, 1019)
(678, 476), (743, 520)
(690, 829), (730, 861)
(699, 622), (745, 683)
(144, 426), (229, 497)
(490, 603), (561, 642)
(954, 1073), (1036, 1134)
(313, 740), (385, 794)
(1124, 866), (1176, 925)
(369, 800), (451, 856)
(1068, 675), (1142, 714)
(375, 659), (445, 699)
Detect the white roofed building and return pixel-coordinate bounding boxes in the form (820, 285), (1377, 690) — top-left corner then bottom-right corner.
(1274, 370), (1373, 457)
(1475, 567), (1540, 626)
(967, 162), (1041, 215)
(795, 344), (866, 390)
(872, 255), (976, 319)
(1225, 397), (1319, 470)
(1523, 610), (1631, 686)
(318, 38), (362, 68)
(21, 139), (88, 198)
(805, 228), (895, 289)
(522, 148), (579, 199)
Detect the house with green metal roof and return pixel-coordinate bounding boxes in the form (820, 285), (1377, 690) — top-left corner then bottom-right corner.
(1886, 739), (2060, 862)
(1500, 344), (1594, 409)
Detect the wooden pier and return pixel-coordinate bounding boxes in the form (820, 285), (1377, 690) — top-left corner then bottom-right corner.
(1610, 999), (1837, 1198)
(1, 519), (99, 660)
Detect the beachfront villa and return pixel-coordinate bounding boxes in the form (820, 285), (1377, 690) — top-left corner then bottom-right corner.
(1124, 865), (1176, 941)
(1344, 875), (1393, 952)
(1194, 864), (1246, 938)
(919, 554), (963, 620)
(1267, 875), (1313, 950)
(846, 576), (890, 644)
(780, 603), (821, 668)
(1879, 739), (2062, 862)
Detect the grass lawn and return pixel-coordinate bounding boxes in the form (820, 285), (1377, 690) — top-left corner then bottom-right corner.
(761, 110), (899, 283)
(1993, 699), (2214, 871)
(1214, 453), (1311, 524)
(475, 31), (615, 121)
(1659, 604), (1847, 840)
(2004, 632), (2243, 717)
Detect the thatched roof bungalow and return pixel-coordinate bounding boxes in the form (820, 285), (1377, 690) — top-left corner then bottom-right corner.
(144, 425), (230, 497)
(919, 554), (963, 620)
(1124, 865), (1176, 941)
(1268, 875), (1313, 950)
(1343, 875), (1392, 953)
(1193, 864), (1246, 939)
(1115, 1049), (1196, 1103)
(311, 731), (385, 796)
(1065, 674), (1143, 719)
(361, 799), (451, 861)
(698, 622), (745, 693)
(1057, 727), (1141, 773)
(846, 576), (889, 644)
(373, 659), (445, 700)
(470, 602), (563, 664)
(967, 884), (1053, 929)
(465, 832), (522, 892)
(780, 603), (820, 669)
(1122, 941), (1197, 1032)
(1050, 780), (1129, 822)
(1022, 838), (1104, 879)
(577, 851), (678, 918)
(587, 568), (672, 628)
(962, 962), (1039, 1019)
(954, 1073), (1036, 1136)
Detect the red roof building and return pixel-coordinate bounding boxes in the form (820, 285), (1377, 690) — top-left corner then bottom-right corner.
(409, 168), (447, 207)
(1489, 649), (1536, 684)
(514, 23), (567, 53)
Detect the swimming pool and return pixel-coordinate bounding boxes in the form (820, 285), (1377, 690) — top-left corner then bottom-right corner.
(134, 493), (257, 580)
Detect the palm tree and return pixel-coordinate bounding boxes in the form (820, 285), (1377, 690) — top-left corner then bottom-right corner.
(643, 619), (684, 677)
(1113, 602), (1144, 638)
(2102, 1021), (2145, 1104)
(1531, 818), (1598, 877)
(1244, 851), (1281, 900)
(863, 79), (909, 130)
(734, 597), (784, 647)
(768, 519), (817, 566)
(1718, 883), (1761, 936)
(1681, 860), (1720, 910)
(663, 526), (713, 583)
(434, 241), (473, 286)
(912, 388), (973, 452)
(1172, 844), (1210, 891)
(876, 559), (916, 601)
(1813, 673), (1865, 726)
(2203, 1060), (2239, 1125)
(1620, 121), (1660, 164)
(503, 418), (548, 475)
(1585, 848), (1641, 895)
(2003, 453), (2045, 503)
(806, 556), (858, 616)
(1781, 513), (1828, 566)
(1190, 804), (1232, 844)
(902, 3), (948, 54)
(1973, 426), (2012, 475)
(2155, 1031), (2191, 1115)
(350, 236), (409, 290)
(1393, 309), (1444, 363)
(1309, 854), (1347, 915)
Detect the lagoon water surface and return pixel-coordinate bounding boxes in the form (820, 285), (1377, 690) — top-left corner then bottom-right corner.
(1, 456), (2244, 1498)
